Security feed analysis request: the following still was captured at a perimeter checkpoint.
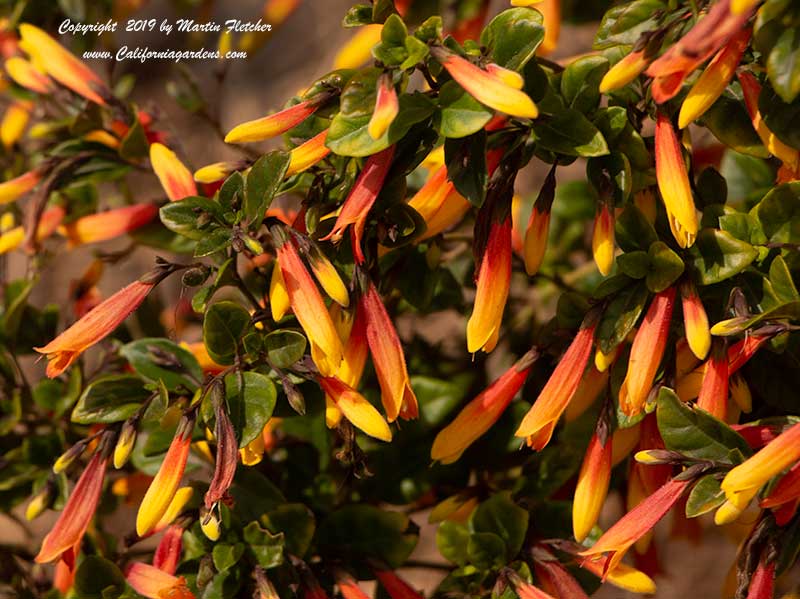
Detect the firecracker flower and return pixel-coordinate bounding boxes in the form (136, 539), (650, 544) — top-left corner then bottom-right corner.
(319, 375), (392, 441)
(126, 562), (195, 599)
(286, 129), (331, 176)
(681, 280), (711, 360)
(368, 73), (399, 140)
(655, 114), (698, 246)
(150, 143), (198, 202)
(0, 168), (42, 204)
(61, 203), (159, 246)
(573, 430), (612, 542)
(225, 98), (323, 143)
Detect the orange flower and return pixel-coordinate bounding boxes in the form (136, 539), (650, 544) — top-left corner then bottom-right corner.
(432, 350), (537, 464)
(579, 476), (691, 574)
(126, 562), (195, 599)
(336, 571), (370, 599)
(599, 50), (649, 93)
(592, 201), (615, 276)
(728, 332), (770, 374)
(269, 262), (291, 321)
(697, 341), (729, 420)
(263, 0), (301, 23)
(150, 143), (198, 202)
(62, 203), (159, 246)
(303, 239), (350, 307)
(619, 287), (676, 417)
(322, 145), (395, 264)
(193, 161), (240, 184)
(35, 451), (108, 563)
(533, 548), (587, 598)
(225, 99), (320, 143)
(524, 167), (556, 275)
(5, 56), (53, 94)
(655, 114), (698, 246)
(0, 168), (41, 204)
(373, 568), (425, 599)
(681, 280), (710, 360)
(361, 281), (418, 421)
(467, 217), (512, 353)
(515, 313), (599, 450)
(564, 365), (609, 422)
(19, 24), (108, 105)
(136, 417), (194, 537)
(325, 304), (368, 427)
(573, 431), (612, 542)
(430, 47), (538, 118)
(0, 205), (64, 255)
(408, 163), (473, 241)
(275, 230), (343, 375)
(319, 376), (392, 441)
(181, 341), (225, 374)
(287, 129), (331, 176)
(761, 461), (800, 510)
(36, 277), (159, 377)
(153, 524), (183, 575)
(576, 549), (656, 594)
(368, 74), (399, 140)
(535, 0), (561, 56)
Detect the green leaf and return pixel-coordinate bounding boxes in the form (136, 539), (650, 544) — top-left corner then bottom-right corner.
(401, 36), (429, 69)
(561, 56), (609, 114)
(657, 388), (752, 464)
(118, 118), (149, 160)
(203, 301), (251, 365)
(444, 129), (487, 206)
(597, 281), (649, 353)
(685, 474), (726, 518)
(700, 96), (769, 158)
(480, 8), (544, 71)
(711, 301), (800, 337)
(120, 338), (203, 391)
(72, 375), (150, 424)
(436, 81), (493, 138)
(218, 171), (244, 215)
(752, 182), (800, 243)
(245, 151), (290, 226)
(467, 532), (507, 569)
(73, 556), (126, 599)
(243, 521), (285, 568)
(212, 542), (246, 572)
(159, 196), (225, 240)
(594, 0), (667, 49)
(469, 492), (529, 559)
(224, 372), (277, 447)
(437, 521), (470, 566)
(689, 229), (758, 286)
(617, 251), (650, 279)
(194, 227), (233, 258)
(760, 85), (800, 149)
(615, 204), (658, 252)
(770, 255), (800, 302)
(264, 504), (316, 557)
(264, 330), (307, 368)
(767, 27), (800, 103)
(646, 241), (685, 293)
(533, 110), (609, 157)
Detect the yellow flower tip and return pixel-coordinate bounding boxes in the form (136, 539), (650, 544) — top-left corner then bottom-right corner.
(604, 563), (657, 595)
(194, 162), (235, 184)
(592, 203), (615, 276)
(149, 143), (197, 202)
(269, 263), (290, 321)
(485, 63), (525, 90)
(599, 50), (649, 93)
(714, 499), (744, 526)
(25, 487), (51, 521)
(535, 0), (561, 56)
(113, 422), (137, 469)
(200, 509), (222, 541)
(0, 169), (41, 205)
(681, 281), (711, 360)
(310, 256), (350, 308)
(286, 129), (330, 176)
(5, 56), (53, 94)
(655, 113), (698, 241)
(154, 486), (194, 532)
(573, 433), (611, 542)
(1, 100), (32, 149)
(634, 450), (665, 465)
(730, 373), (752, 413)
(333, 24), (382, 70)
(594, 347), (615, 372)
(84, 129), (120, 149)
(320, 376), (392, 442)
(368, 74), (399, 140)
(224, 100), (317, 144)
(730, 0), (759, 15)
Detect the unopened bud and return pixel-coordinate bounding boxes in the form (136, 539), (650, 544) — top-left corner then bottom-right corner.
(200, 507), (221, 541)
(53, 441), (86, 474)
(182, 266), (211, 287)
(284, 379), (305, 415)
(242, 235), (264, 256)
(113, 420), (138, 469)
(25, 481), (55, 520)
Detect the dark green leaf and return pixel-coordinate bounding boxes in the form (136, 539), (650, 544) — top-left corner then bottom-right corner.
(752, 182), (800, 243)
(689, 229), (758, 286)
(560, 56), (609, 113)
(264, 330), (308, 368)
(225, 372), (277, 447)
(264, 504), (316, 557)
(203, 301), (251, 365)
(72, 375), (150, 424)
(437, 521), (470, 566)
(646, 241), (684, 292)
(597, 281), (649, 353)
(469, 493), (529, 559)
(243, 521), (285, 568)
(480, 8), (544, 71)
(685, 474), (726, 518)
(467, 532), (507, 569)
(120, 338), (203, 391)
(444, 129), (487, 206)
(593, 0), (667, 49)
(533, 110), (609, 157)
(245, 152), (290, 226)
(212, 543), (245, 572)
(160, 196), (225, 240)
(436, 81), (493, 138)
(767, 27), (800, 103)
(73, 556), (126, 599)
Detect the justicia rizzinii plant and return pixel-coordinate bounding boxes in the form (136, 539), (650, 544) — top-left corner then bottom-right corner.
(3, 0), (800, 597)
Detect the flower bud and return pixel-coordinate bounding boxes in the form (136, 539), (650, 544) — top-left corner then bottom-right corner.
(53, 441), (86, 474)
(113, 419), (138, 469)
(25, 481), (55, 521)
(200, 507), (221, 541)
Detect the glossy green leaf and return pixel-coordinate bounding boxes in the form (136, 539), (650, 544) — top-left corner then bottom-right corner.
(71, 375), (150, 424)
(264, 330), (308, 368)
(593, 0), (666, 49)
(688, 229), (758, 286)
(437, 521), (470, 566)
(470, 492), (529, 559)
(752, 182), (800, 243)
(646, 241), (684, 293)
(533, 109), (609, 157)
(264, 503), (316, 557)
(436, 81), (493, 138)
(203, 301), (251, 365)
(444, 129), (487, 206)
(597, 281), (649, 354)
(225, 371), (277, 447)
(561, 56), (609, 114)
(159, 196), (225, 240)
(767, 27), (800, 103)
(685, 474), (726, 518)
(480, 8), (544, 71)
(120, 338), (203, 391)
(73, 556), (126, 599)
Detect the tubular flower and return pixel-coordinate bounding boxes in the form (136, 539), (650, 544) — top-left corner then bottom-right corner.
(35, 451), (108, 563)
(428, 494), (478, 523)
(619, 286), (676, 417)
(150, 143), (197, 202)
(747, 554), (776, 599)
(326, 304), (369, 427)
(762, 461), (800, 509)
(721, 423), (800, 514)
(431, 47), (538, 119)
(361, 282), (418, 421)
(655, 114), (698, 245)
(269, 262), (291, 321)
(535, 0), (561, 56)
(432, 350), (537, 464)
(731, 0), (759, 14)
(592, 201), (615, 276)
(730, 372), (752, 413)
(578, 557), (656, 595)
(524, 167), (556, 275)
(373, 568), (425, 599)
(739, 71), (800, 171)
(450, 0), (490, 44)
(564, 365), (609, 422)
(368, 74), (399, 140)
(322, 145), (395, 264)
(579, 476), (691, 574)
(678, 28), (751, 129)
(1, 99), (32, 148)
(515, 313), (599, 450)
(337, 572), (371, 599)
(35, 277), (159, 378)
(286, 129), (331, 176)
(304, 241), (350, 307)
(275, 232), (344, 375)
(19, 24), (108, 104)
(645, 0), (755, 104)
(467, 217), (512, 353)
(153, 524), (183, 575)
(506, 571), (558, 599)
(573, 431), (613, 542)
(333, 24), (382, 69)
(0, 168), (41, 204)
(225, 99), (320, 143)
(126, 563), (195, 599)
(697, 341), (729, 420)
(152, 487), (194, 534)
(136, 417), (194, 537)
(319, 376), (392, 441)
(204, 397), (238, 509)
(193, 161), (239, 184)
(681, 280), (710, 360)
(5, 56), (53, 93)
(599, 50), (649, 93)
(0, 205), (64, 255)
(62, 203), (159, 246)
(533, 552), (589, 599)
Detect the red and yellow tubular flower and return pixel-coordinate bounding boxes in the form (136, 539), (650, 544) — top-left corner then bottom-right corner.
(655, 114), (698, 246)
(696, 341), (729, 420)
(361, 281), (418, 421)
(729, 372), (752, 413)
(533, 551), (589, 599)
(505, 570), (557, 599)
(35, 451), (108, 563)
(728, 332), (771, 374)
(136, 417), (194, 537)
(263, 0), (301, 24)
(0, 169), (41, 204)
(35, 278), (157, 378)
(225, 99), (320, 143)
(577, 552), (656, 595)
(592, 200), (615, 276)
(336, 571), (371, 599)
(619, 287), (676, 417)
(739, 71), (800, 172)
(319, 376), (392, 441)
(326, 304), (368, 427)
(5, 56), (53, 94)
(515, 313), (599, 450)
(580, 476), (691, 574)
(432, 350), (537, 464)
(323, 145), (395, 264)
(681, 280), (710, 360)
(467, 217), (512, 353)
(286, 129), (331, 176)
(269, 262), (290, 321)
(0, 205), (63, 255)
(430, 47), (538, 119)
(62, 203), (159, 246)
(524, 167), (556, 275)
(721, 423), (800, 514)
(678, 27), (751, 129)
(599, 50), (649, 93)
(152, 486), (194, 534)
(535, 0), (561, 57)
(1, 99), (31, 148)
(125, 563), (195, 599)
(573, 431), (612, 542)
(373, 567), (425, 599)
(746, 554), (776, 599)
(731, 0), (760, 15)
(304, 242), (350, 307)
(150, 143), (198, 202)
(368, 74), (399, 140)
(275, 234), (344, 375)
(564, 364), (609, 422)
(19, 24), (108, 105)
(153, 524), (184, 575)
(761, 461), (800, 510)
(193, 161), (239, 184)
